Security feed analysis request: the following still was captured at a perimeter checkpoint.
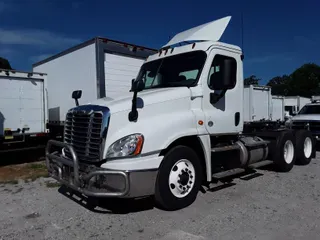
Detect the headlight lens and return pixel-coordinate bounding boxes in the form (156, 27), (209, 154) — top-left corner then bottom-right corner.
(106, 134), (144, 158)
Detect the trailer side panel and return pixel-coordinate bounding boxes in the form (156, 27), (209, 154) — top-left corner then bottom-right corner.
(104, 52), (145, 99)
(33, 42), (97, 123)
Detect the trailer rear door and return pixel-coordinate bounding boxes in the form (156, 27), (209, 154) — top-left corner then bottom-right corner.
(104, 53), (145, 99)
(0, 75), (45, 135)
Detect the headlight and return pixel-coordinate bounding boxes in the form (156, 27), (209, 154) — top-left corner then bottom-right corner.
(106, 134), (144, 158)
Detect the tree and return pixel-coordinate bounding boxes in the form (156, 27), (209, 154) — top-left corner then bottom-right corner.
(289, 63), (320, 97)
(0, 57), (13, 70)
(244, 75), (260, 86)
(265, 63), (320, 97)
(267, 75), (291, 96)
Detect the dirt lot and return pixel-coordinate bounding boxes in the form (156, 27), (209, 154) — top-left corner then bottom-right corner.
(1, 154), (320, 240)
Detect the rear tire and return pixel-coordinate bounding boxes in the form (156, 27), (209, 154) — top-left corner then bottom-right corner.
(154, 145), (202, 211)
(295, 130), (314, 165)
(272, 131), (296, 172)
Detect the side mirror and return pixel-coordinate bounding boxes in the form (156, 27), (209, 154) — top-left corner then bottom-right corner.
(130, 78), (144, 92)
(210, 58), (236, 90)
(72, 90), (82, 106)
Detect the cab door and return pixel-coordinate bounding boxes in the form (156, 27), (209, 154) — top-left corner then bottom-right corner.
(201, 47), (243, 135)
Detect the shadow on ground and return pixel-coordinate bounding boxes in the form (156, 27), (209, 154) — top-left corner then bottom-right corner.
(56, 168), (269, 214)
(0, 148), (45, 166)
(58, 185), (155, 214)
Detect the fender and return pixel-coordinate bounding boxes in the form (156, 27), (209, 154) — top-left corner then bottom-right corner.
(198, 135), (212, 182)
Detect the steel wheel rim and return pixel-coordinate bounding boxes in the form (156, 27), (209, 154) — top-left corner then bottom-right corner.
(304, 137), (312, 158)
(283, 140), (294, 164)
(169, 159), (195, 198)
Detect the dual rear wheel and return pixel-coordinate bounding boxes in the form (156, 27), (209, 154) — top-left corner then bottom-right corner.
(272, 130), (314, 172)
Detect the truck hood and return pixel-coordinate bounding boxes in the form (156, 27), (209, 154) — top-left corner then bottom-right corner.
(87, 87), (191, 113)
(291, 114), (320, 121)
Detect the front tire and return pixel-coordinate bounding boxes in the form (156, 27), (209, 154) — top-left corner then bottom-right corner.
(154, 145), (202, 211)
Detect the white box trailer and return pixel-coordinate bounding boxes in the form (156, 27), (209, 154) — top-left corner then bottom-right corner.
(271, 95), (285, 122)
(243, 85), (272, 122)
(243, 85), (285, 122)
(284, 96), (311, 117)
(0, 69), (48, 153)
(32, 37), (157, 139)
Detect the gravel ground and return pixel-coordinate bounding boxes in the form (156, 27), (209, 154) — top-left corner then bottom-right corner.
(1, 154), (320, 240)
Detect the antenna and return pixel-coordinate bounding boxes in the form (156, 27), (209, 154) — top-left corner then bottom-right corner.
(241, 12), (245, 60)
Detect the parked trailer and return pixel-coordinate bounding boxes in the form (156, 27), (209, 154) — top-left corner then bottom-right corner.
(243, 85), (284, 122)
(0, 69), (48, 153)
(272, 95), (285, 122)
(32, 37), (157, 140)
(45, 16), (316, 211)
(284, 96), (311, 118)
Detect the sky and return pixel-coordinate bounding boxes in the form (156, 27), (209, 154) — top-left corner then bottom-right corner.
(0, 0), (319, 84)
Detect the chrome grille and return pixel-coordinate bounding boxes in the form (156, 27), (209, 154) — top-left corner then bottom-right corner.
(64, 110), (103, 162)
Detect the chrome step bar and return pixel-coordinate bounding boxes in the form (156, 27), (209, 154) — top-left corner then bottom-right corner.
(212, 160), (274, 179)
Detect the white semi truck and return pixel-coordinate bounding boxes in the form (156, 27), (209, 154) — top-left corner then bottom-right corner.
(46, 16), (316, 210)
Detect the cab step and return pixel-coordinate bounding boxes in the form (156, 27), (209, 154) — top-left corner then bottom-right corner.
(247, 160), (273, 169)
(211, 160), (274, 180)
(212, 168), (245, 179)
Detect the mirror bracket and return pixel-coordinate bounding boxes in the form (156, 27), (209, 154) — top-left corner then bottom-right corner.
(72, 90), (82, 106)
(128, 79), (144, 122)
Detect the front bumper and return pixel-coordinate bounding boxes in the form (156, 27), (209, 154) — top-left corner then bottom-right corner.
(45, 140), (158, 198)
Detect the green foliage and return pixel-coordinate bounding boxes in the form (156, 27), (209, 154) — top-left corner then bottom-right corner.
(267, 75), (291, 96)
(248, 63), (320, 97)
(244, 75), (260, 86)
(288, 63), (320, 97)
(0, 57), (13, 70)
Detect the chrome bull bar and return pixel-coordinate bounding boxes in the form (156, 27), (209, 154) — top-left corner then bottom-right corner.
(45, 140), (130, 197)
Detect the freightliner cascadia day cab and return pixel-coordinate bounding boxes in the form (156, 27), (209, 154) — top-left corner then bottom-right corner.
(46, 16), (316, 210)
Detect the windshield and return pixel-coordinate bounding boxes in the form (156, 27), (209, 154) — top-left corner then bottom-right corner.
(136, 50), (207, 89)
(298, 105), (320, 114)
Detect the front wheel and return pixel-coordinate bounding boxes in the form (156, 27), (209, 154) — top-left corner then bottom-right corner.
(154, 145), (203, 211)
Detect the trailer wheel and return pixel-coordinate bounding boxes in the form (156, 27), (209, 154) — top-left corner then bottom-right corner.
(154, 145), (202, 211)
(273, 131), (296, 172)
(295, 130), (314, 165)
